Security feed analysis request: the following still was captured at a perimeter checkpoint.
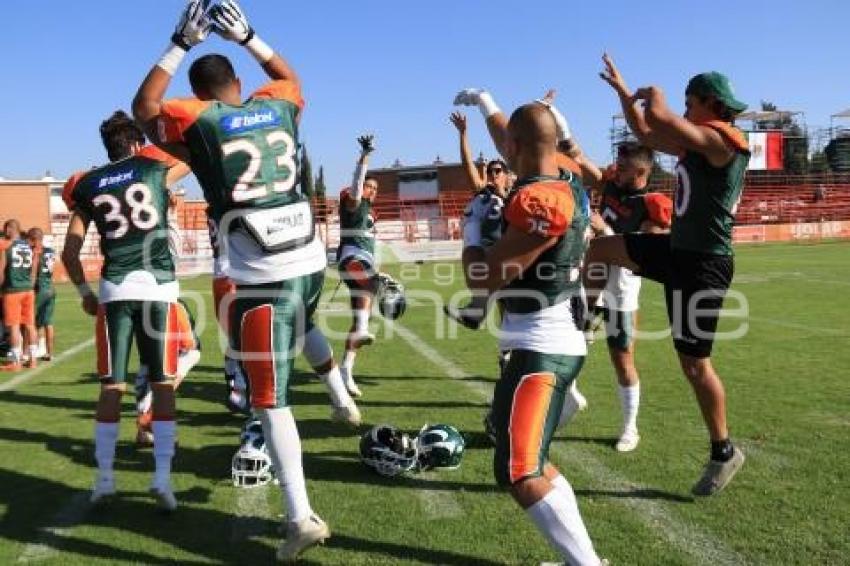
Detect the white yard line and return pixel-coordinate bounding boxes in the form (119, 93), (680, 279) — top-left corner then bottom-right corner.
(414, 471), (465, 519)
(388, 320), (748, 566)
(229, 485), (274, 543)
(0, 339), (95, 393)
(16, 491), (90, 563)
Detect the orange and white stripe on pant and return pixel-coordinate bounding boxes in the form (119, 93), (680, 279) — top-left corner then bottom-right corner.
(240, 304), (276, 409)
(508, 372), (556, 484)
(173, 301), (196, 352)
(162, 303), (182, 378)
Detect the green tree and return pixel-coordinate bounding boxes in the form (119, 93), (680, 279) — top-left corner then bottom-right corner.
(300, 144), (315, 198)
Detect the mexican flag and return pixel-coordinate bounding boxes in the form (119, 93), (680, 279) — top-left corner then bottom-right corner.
(747, 132), (784, 170)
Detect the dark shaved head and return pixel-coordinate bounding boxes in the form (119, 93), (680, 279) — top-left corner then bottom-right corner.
(504, 103), (559, 173)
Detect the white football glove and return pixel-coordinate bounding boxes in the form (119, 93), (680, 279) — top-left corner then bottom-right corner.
(209, 0), (255, 45)
(453, 88), (485, 106)
(171, 0), (212, 51)
(454, 88), (501, 118)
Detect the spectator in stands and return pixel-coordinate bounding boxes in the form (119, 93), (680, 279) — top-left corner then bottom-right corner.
(450, 112), (510, 199)
(814, 184), (826, 203)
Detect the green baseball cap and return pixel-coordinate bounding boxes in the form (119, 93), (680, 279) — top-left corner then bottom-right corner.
(685, 71), (747, 114)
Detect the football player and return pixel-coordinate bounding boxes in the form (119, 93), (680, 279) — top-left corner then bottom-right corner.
(28, 228), (57, 362)
(450, 97), (603, 564)
(586, 53), (747, 495)
(336, 135), (380, 397)
(133, 1), (356, 559)
(579, 143), (672, 452)
(61, 110), (190, 510)
(0, 219), (40, 371)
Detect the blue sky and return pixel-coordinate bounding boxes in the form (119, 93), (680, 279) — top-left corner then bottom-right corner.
(1, 0), (847, 195)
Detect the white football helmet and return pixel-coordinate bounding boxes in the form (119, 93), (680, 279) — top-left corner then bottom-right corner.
(232, 418), (275, 487)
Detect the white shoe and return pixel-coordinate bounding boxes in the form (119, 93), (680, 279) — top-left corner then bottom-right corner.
(332, 403), (362, 427)
(176, 349), (201, 381)
(90, 476), (116, 504)
(350, 330), (375, 349)
(277, 514), (330, 563)
(339, 366), (362, 398)
(149, 480), (177, 512)
(615, 428), (640, 452)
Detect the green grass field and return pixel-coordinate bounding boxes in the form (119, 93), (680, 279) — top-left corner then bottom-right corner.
(1, 240), (848, 565)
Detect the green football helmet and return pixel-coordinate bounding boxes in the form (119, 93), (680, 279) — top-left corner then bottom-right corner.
(359, 424), (418, 477)
(415, 424), (465, 470)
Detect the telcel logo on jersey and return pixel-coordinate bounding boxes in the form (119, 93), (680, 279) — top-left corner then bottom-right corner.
(97, 170), (135, 189)
(221, 109), (282, 135)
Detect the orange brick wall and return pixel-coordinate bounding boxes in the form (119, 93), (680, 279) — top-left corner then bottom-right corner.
(0, 184), (51, 233)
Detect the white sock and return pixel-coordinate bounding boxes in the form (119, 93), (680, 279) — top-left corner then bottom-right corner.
(302, 327), (333, 369)
(321, 366), (354, 408)
(618, 382), (640, 432)
(341, 350), (357, 370)
(28, 345), (39, 360)
(38, 337), (47, 353)
(354, 310), (370, 334)
(94, 422), (120, 480)
(259, 407), (313, 523)
(10, 347), (22, 362)
(526, 487), (600, 565)
(152, 420), (176, 486)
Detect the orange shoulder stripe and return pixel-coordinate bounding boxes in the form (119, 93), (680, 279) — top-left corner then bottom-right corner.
(62, 170), (88, 210)
(504, 180), (575, 238)
(160, 98), (211, 142)
(699, 120), (749, 153)
(644, 193), (673, 227)
(251, 80), (305, 112)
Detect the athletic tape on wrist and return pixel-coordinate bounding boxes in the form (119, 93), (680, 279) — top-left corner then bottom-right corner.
(478, 92), (501, 119)
(244, 35), (274, 64)
(157, 43), (187, 76)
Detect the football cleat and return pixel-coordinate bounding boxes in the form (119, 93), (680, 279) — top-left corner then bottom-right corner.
(331, 403), (362, 428)
(692, 446), (745, 496)
(149, 481), (177, 512)
(90, 476), (116, 505)
(176, 348), (201, 382)
(339, 366), (362, 398)
(349, 330), (375, 349)
(359, 424), (418, 477)
(615, 428), (640, 453)
(276, 514), (330, 563)
(376, 273), (407, 320)
(442, 304), (484, 331)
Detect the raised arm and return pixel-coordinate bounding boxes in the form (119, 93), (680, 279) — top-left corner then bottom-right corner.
(536, 89), (604, 186)
(599, 53), (681, 156)
(635, 87), (734, 167)
(454, 88), (510, 161)
(61, 211), (98, 316)
(133, 0), (210, 159)
(346, 135), (375, 210)
(450, 112), (485, 191)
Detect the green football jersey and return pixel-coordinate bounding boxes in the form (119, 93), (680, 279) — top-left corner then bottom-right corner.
(338, 193), (375, 256)
(671, 122), (750, 255)
(35, 246), (56, 293)
(3, 239), (35, 292)
(63, 146), (176, 285)
(599, 182), (650, 234)
(501, 173), (589, 314)
(159, 81), (306, 225)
